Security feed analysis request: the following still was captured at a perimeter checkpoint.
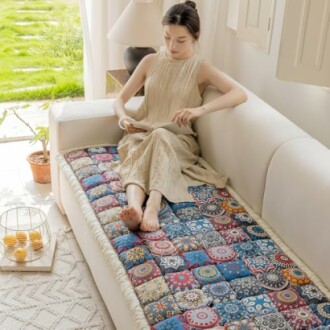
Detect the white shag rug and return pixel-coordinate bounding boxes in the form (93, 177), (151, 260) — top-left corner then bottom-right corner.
(0, 230), (115, 330)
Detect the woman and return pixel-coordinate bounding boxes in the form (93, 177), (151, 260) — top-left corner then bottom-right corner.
(114, 1), (247, 232)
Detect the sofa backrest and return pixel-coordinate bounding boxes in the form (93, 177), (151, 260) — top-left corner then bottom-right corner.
(196, 86), (308, 215)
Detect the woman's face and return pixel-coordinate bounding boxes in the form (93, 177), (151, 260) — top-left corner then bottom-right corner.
(163, 24), (196, 60)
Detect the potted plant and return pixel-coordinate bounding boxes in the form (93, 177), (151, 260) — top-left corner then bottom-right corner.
(0, 102), (51, 184)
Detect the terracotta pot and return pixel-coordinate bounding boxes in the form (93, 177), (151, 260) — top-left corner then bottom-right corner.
(27, 151), (51, 184)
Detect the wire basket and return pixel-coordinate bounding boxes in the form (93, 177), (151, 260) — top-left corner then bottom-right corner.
(0, 207), (52, 263)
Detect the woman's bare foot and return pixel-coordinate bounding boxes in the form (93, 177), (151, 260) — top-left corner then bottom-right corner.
(120, 206), (143, 231)
(140, 206), (160, 232)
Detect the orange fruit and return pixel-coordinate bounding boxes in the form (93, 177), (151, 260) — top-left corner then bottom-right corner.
(29, 230), (41, 241)
(14, 248), (27, 262)
(31, 239), (43, 251)
(16, 231), (28, 243)
(3, 234), (17, 247)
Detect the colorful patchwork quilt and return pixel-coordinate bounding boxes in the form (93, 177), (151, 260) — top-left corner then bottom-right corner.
(63, 146), (330, 329)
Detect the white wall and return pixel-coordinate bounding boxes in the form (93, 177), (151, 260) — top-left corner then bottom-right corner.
(212, 0), (330, 149)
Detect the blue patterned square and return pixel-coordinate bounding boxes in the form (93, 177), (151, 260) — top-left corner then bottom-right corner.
(231, 241), (261, 259)
(230, 276), (268, 299)
(86, 146), (107, 156)
(243, 225), (270, 240)
(155, 255), (188, 274)
(171, 201), (197, 212)
(185, 219), (215, 234)
(119, 245), (154, 270)
(86, 184), (114, 202)
(182, 250), (214, 270)
(243, 255), (275, 275)
(106, 145), (118, 154)
(115, 192), (127, 207)
(159, 199), (173, 217)
(103, 221), (129, 240)
(111, 233), (143, 254)
(192, 265), (225, 286)
(81, 174), (106, 190)
(196, 231), (226, 249)
(255, 239), (282, 256)
(296, 284), (328, 305)
(152, 315), (187, 330)
(241, 294), (277, 317)
(214, 300), (249, 324)
(75, 164), (101, 181)
(163, 223), (192, 239)
(230, 212), (257, 226)
(174, 206), (204, 222)
(159, 212), (180, 227)
(202, 282), (237, 304)
(144, 295), (181, 326)
(188, 184), (215, 202)
(310, 303), (330, 326)
(217, 260), (251, 281)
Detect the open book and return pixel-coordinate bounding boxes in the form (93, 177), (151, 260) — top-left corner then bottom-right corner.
(122, 117), (193, 135)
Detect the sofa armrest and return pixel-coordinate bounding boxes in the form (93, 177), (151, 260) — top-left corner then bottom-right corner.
(49, 97), (143, 213)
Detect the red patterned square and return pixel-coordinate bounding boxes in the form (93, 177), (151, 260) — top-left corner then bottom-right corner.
(164, 270), (200, 293)
(209, 214), (238, 231)
(220, 228), (250, 244)
(206, 245), (237, 263)
(282, 306), (322, 329)
(146, 240), (178, 256)
(128, 260), (161, 286)
(91, 195), (120, 213)
(268, 288), (306, 311)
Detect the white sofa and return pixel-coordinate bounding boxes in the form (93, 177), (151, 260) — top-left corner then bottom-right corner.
(50, 83), (330, 329)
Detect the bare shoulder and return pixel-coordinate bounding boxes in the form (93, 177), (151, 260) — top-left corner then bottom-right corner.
(198, 61), (226, 84)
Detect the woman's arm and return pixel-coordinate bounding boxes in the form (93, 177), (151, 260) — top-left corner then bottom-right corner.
(172, 61), (247, 126)
(113, 54), (155, 132)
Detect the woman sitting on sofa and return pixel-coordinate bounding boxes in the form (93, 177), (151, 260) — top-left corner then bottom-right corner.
(114, 1), (247, 232)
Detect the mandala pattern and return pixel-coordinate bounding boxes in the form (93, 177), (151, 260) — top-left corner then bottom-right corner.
(164, 270), (200, 293)
(255, 239), (281, 256)
(310, 303), (330, 325)
(199, 201), (224, 216)
(269, 253), (296, 269)
(163, 223), (192, 240)
(189, 184), (215, 203)
(98, 161), (113, 172)
(295, 284), (328, 305)
(147, 240), (178, 256)
(111, 233), (143, 254)
(182, 250), (214, 270)
(210, 214), (238, 231)
(97, 207), (122, 224)
(65, 149), (88, 161)
(103, 221), (129, 239)
(256, 271), (289, 291)
(106, 145), (118, 154)
(87, 146), (108, 155)
(151, 315), (188, 330)
(244, 225), (270, 240)
(86, 184), (114, 202)
(81, 174), (107, 190)
(158, 199), (172, 217)
(91, 194), (120, 213)
(91, 153), (114, 164)
(241, 294), (277, 317)
(103, 170), (120, 182)
(184, 307), (220, 329)
(128, 260), (162, 286)
(159, 212), (180, 227)
(282, 267), (311, 286)
(144, 295), (181, 326)
(222, 200), (245, 214)
(268, 287), (306, 311)
(230, 276), (268, 300)
(202, 282), (237, 304)
(155, 255), (187, 274)
(243, 255), (275, 274)
(254, 312), (292, 330)
(213, 300), (249, 324)
(109, 180), (125, 192)
(213, 188), (232, 201)
(282, 306), (322, 329)
(231, 241), (261, 259)
(192, 265), (225, 285)
(206, 245), (237, 263)
(196, 231), (226, 249)
(174, 289), (210, 310)
(220, 228), (250, 244)
(119, 245), (154, 270)
(230, 212), (257, 226)
(138, 229), (167, 242)
(75, 164), (101, 181)
(70, 157), (93, 171)
(114, 192), (127, 206)
(174, 206), (205, 222)
(185, 219), (215, 234)
(217, 260), (251, 281)
(171, 201), (197, 212)
(171, 236), (202, 253)
(135, 277), (170, 305)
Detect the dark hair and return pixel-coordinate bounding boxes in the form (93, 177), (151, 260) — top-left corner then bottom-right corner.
(162, 1), (200, 40)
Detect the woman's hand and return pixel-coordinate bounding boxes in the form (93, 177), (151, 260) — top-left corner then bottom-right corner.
(119, 116), (147, 134)
(171, 107), (204, 127)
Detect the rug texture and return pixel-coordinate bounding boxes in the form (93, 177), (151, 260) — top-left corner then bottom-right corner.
(0, 230), (114, 330)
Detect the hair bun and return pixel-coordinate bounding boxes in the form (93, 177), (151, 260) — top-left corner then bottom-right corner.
(184, 1), (197, 11)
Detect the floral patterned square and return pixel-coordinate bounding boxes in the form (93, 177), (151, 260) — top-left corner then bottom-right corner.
(144, 295), (181, 325)
(206, 245), (237, 263)
(295, 284), (328, 305)
(102, 170), (120, 182)
(188, 184), (215, 204)
(159, 199), (173, 217)
(254, 239), (281, 256)
(114, 192), (127, 207)
(182, 250), (214, 270)
(217, 260), (251, 281)
(196, 231), (226, 249)
(91, 153), (114, 164)
(174, 206), (205, 222)
(198, 201), (224, 217)
(163, 223), (192, 240)
(267, 287), (307, 311)
(282, 306), (322, 329)
(159, 212), (180, 228)
(213, 300), (250, 324)
(209, 214), (238, 231)
(226, 319), (256, 330)
(86, 146), (108, 156)
(282, 268), (311, 286)
(111, 233), (143, 254)
(119, 245), (154, 270)
(254, 312), (292, 330)
(103, 221), (129, 240)
(98, 161), (113, 172)
(138, 229), (167, 242)
(185, 219), (215, 234)
(97, 207), (122, 224)
(230, 276), (268, 300)
(213, 188), (233, 201)
(164, 270), (200, 293)
(75, 164), (102, 181)
(81, 174), (107, 190)
(147, 240), (178, 256)
(243, 255), (275, 275)
(106, 145), (118, 154)
(309, 302), (330, 326)
(155, 255), (188, 274)
(128, 260), (162, 286)
(268, 253), (296, 270)
(174, 289), (210, 311)
(192, 265), (225, 286)
(109, 180), (125, 193)
(241, 294), (277, 317)
(183, 307), (220, 329)
(202, 282), (237, 304)
(91, 194), (120, 213)
(86, 184), (114, 202)
(70, 157), (93, 171)
(65, 149), (88, 162)
(243, 225), (270, 240)
(231, 241), (261, 259)
(230, 212), (257, 226)
(171, 201), (197, 212)
(221, 199), (246, 214)
(135, 277), (170, 305)
(220, 228), (250, 244)
(171, 236), (203, 254)
(151, 315), (187, 330)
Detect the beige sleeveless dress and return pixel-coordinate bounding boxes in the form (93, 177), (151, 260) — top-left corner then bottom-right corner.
(118, 49), (226, 202)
